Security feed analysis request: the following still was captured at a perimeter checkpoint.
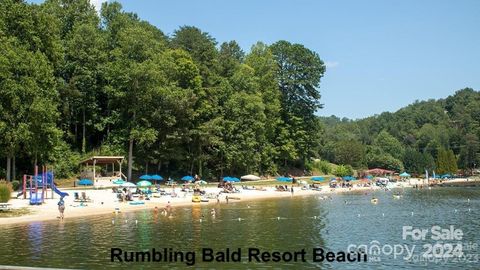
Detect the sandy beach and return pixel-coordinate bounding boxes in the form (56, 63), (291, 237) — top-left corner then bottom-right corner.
(1, 177), (477, 226)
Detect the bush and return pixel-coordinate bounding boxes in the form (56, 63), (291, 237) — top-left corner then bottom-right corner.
(306, 159), (332, 175)
(11, 180), (20, 191)
(0, 181), (13, 203)
(333, 165), (349, 177)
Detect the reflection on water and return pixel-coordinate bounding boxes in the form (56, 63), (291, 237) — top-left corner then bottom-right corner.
(0, 187), (479, 269)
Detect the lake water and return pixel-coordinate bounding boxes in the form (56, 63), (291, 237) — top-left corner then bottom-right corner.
(0, 187), (479, 269)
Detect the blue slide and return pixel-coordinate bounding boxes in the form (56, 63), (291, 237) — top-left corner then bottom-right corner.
(52, 183), (69, 198)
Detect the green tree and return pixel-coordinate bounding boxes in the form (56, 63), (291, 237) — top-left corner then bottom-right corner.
(334, 140), (365, 168)
(270, 40), (325, 164)
(374, 130), (405, 160)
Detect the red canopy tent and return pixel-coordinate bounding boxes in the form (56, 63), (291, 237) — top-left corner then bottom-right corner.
(363, 168), (395, 176)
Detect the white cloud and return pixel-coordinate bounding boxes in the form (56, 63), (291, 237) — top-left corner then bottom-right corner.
(90, 0), (107, 12)
(325, 61), (339, 68)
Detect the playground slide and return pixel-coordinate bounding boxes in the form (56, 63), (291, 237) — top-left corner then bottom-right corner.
(52, 184), (69, 198)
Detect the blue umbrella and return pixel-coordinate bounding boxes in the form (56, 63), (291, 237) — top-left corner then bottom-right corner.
(151, 174), (163, 181)
(181, 175), (194, 181)
(225, 177), (240, 182)
(311, 176), (325, 181)
(137, 180), (152, 187)
(139, 174), (152, 180)
(342, 176), (356, 181)
(112, 179), (125, 185)
(276, 177), (292, 182)
(78, 179), (93, 186)
(399, 172), (411, 177)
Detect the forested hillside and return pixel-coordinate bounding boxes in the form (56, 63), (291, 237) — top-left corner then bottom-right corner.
(319, 88), (480, 175)
(0, 0), (325, 180)
(1, 1), (478, 181)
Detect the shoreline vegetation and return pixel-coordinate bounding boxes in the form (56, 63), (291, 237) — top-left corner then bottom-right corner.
(1, 177), (479, 226)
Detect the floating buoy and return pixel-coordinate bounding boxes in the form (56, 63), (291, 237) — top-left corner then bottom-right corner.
(411, 212), (414, 216)
(277, 217), (281, 220)
(199, 219), (202, 223)
(112, 219), (115, 224)
(238, 218), (242, 221)
(125, 220), (128, 223)
(357, 214), (361, 217)
(382, 213), (385, 217)
(135, 220), (138, 225)
(468, 208), (471, 212)
(454, 209), (457, 213)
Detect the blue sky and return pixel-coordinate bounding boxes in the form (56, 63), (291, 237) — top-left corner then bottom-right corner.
(31, 0), (480, 119)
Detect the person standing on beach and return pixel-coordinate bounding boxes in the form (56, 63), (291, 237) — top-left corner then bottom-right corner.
(290, 186), (294, 196)
(226, 196), (229, 204)
(58, 197), (65, 220)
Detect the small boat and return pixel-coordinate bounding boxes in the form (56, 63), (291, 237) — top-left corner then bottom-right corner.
(192, 195), (201, 203)
(393, 194), (402, 199)
(371, 198), (379, 204)
(200, 199), (209, 202)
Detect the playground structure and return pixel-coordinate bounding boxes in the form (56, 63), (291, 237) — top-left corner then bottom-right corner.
(22, 166), (69, 205)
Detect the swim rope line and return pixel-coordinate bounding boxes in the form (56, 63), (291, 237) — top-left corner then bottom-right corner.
(109, 206), (476, 225)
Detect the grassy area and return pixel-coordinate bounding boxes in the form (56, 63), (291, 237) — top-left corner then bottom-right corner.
(0, 207), (31, 218)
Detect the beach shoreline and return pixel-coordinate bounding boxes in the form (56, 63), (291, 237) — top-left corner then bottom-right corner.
(0, 184), (383, 225)
(1, 177), (477, 226)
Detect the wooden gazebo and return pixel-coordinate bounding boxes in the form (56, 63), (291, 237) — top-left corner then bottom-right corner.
(79, 156), (125, 182)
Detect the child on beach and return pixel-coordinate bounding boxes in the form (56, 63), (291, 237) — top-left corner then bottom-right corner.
(58, 197), (65, 220)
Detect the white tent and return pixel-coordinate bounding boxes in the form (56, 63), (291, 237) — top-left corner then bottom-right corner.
(241, 174), (261, 181)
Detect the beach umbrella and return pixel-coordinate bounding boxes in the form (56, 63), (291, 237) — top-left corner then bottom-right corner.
(151, 174), (163, 181)
(276, 177), (292, 182)
(120, 182), (136, 188)
(139, 174), (152, 180)
(342, 176), (356, 181)
(399, 172), (411, 177)
(78, 179), (93, 186)
(311, 176), (325, 182)
(241, 174), (261, 181)
(181, 175), (194, 181)
(112, 179), (126, 185)
(137, 180), (152, 187)
(223, 176), (232, 182)
(366, 175), (373, 179)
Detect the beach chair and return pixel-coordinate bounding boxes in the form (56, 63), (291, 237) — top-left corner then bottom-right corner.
(81, 192), (92, 202)
(0, 203), (12, 211)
